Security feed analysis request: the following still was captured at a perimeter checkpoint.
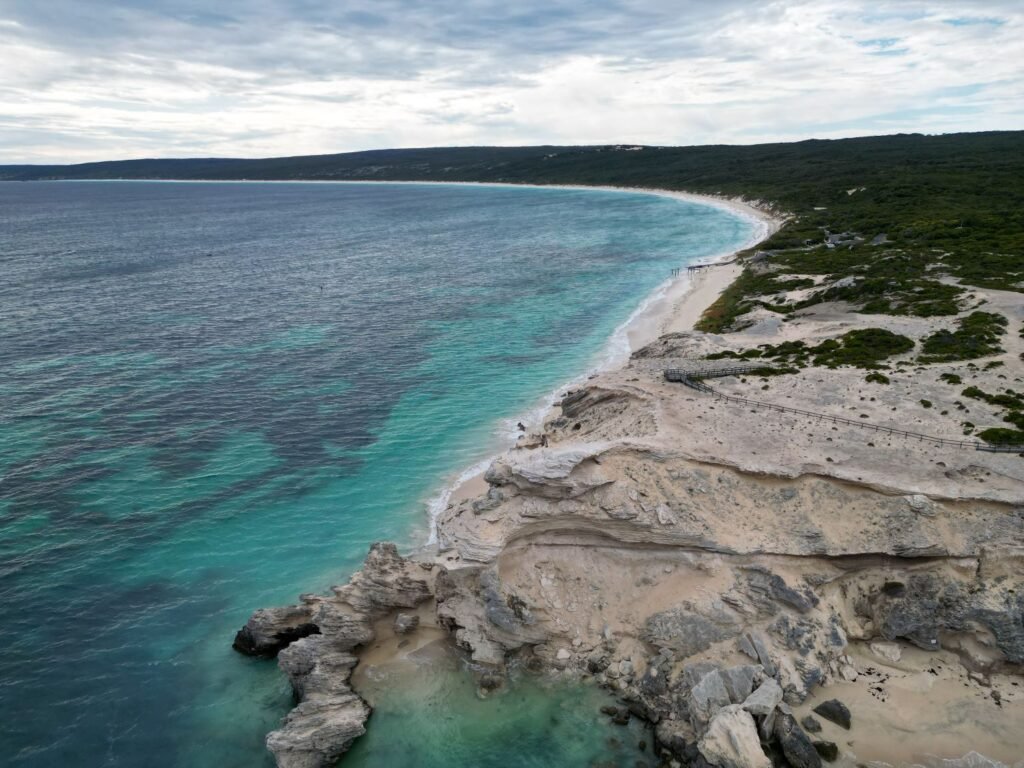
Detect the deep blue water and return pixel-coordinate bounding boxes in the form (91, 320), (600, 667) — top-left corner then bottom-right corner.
(0, 180), (752, 766)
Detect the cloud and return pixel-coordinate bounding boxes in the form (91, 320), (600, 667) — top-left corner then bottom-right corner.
(943, 16), (1006, 26)
(0, 0), (1021, 162)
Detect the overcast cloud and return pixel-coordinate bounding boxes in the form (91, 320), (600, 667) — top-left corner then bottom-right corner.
(0, 0), (1020, 162)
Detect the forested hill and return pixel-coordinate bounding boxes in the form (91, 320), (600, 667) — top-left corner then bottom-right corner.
(2, 131), (1022, 211)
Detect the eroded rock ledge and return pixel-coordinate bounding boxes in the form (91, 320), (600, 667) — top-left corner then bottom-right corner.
(233, 543), (435, 768)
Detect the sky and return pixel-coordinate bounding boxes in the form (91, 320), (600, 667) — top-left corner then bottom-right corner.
(0, 1), (1021, 163)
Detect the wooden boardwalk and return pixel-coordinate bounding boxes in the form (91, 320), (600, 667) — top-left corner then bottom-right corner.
(664, 365), (1024, 454)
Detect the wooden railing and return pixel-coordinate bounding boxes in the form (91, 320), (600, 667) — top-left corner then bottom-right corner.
(664, 366), (1024, 454)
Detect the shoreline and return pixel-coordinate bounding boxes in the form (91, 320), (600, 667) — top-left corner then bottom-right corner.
(418, 183), (782, 541)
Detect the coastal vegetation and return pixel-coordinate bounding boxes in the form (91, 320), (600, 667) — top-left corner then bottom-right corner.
(918, 311), (1007, 363)
(961, 385), (1024, 445)
(705, 328), (915, 370)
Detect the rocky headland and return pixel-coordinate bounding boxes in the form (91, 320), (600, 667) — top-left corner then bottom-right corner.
(234, 195), (1024, 768)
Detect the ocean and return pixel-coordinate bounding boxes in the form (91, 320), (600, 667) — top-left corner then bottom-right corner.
(0, 180), (754, 766)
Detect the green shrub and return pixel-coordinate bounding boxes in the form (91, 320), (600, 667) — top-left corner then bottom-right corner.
(1003, 411), (1024, 430)
(962, 386), (1024, 410)
(747, 365), (800, 377)
(811, 328), (914, 368)
(704, 329), (914, 370)
(978, 427), (1024, 446)
(919, 311), (1007, 363)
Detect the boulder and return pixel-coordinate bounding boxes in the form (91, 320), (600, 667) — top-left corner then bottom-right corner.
(640, 662), (668, 697)
(600, 704), (631, 725)
(698, 705), (771, 768)
(683, 661), (721, 689)
(869, 641), (902, 664)
(587, 648), (611, 673)
(800, 715), (822, 733)
(721, 665), (762, 703)
(689, 668), (732, 727)
(737, 632), (777, 676)
(813, 741), (839, 762)
(774, 713), (822, 768)
(742, 679), (783, 717)
(812, 699), (851, 730)
(654, 718), (693, 761)
(776, 654), (821, 705)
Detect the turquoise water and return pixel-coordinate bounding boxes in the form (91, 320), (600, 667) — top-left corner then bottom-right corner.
(346, 655), (652, 768)
(0, 180), (753, 766)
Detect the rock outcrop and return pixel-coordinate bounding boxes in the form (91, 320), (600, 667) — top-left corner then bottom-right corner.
(233, 543), (436, 767)
(232, 604), (320, 656)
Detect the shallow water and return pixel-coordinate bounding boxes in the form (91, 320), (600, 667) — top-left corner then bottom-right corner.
(349, 658), (651, 768)
(0, 180), (753, 766)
